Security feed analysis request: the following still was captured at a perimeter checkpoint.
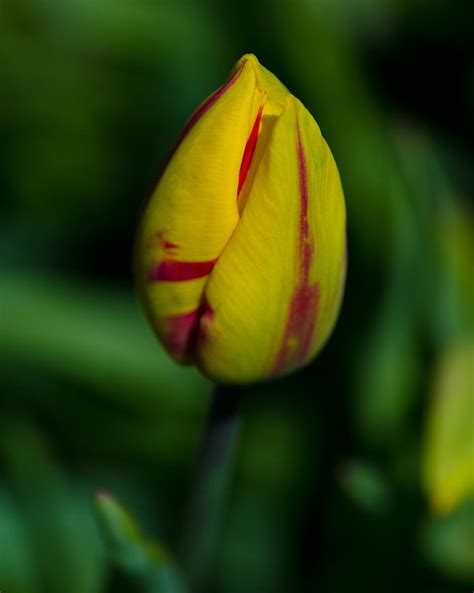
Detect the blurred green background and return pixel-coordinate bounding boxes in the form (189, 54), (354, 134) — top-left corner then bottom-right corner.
(1, 0), (473, 592)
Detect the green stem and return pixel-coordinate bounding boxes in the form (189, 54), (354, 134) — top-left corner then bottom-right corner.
(180, 383), (242, 592)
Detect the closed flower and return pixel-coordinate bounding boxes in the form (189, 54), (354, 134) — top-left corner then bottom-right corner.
(135, 54), (347, 383)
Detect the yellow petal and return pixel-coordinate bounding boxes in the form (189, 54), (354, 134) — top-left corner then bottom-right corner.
(196, 96), (346, 383)
(136, 55), (265, 360)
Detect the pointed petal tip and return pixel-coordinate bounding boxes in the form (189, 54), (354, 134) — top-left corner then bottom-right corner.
(238, 53), (260, 66)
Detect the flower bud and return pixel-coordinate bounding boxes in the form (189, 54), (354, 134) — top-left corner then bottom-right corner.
(135, 54), (347, 383)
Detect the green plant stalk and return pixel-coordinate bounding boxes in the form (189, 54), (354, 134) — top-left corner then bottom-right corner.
(180, 383), (242, 591)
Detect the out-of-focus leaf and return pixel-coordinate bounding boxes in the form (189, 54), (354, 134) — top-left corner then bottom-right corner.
(0, 273), (211, 410)
(0, 421), (106, 593)
(354, 128), (459, 449)
(94, 492), (189, 593)
(0, 488), (38, 593)
(354, 305), (421, 447)
(420, 497), (474, 582)
(394, 126), (474, 343)
(423, 340), (474, 515)
(338, 461), (392, 514)
(433, 199), (474, 342)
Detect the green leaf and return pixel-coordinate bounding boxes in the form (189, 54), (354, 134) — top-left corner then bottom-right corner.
(0, 488), (38, 593)
(94, 492), (189, 593)
(0, 273), (210, 410)
(0, 421), (105, 593)
(354, 307), (421, 447)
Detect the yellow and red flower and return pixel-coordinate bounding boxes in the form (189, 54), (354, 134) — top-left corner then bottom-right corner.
(135, 54), (347, 383)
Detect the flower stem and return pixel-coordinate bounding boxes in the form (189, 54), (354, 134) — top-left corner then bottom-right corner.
(180, 383), (242, 591)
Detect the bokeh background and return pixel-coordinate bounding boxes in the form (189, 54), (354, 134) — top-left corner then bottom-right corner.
(1, 0), (473, 592)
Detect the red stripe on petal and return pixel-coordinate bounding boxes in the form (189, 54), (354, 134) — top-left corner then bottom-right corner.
(162, 297), (215, 361)
(182, 66), (243, 137)
(141, 64), (245, 208)
(155, 232), (179, 252)
(270, 119), (319, 376)
(296, 120), (313, 279)
(138, 62), (245, 224)
(164, 240), (179, 250)
(271, 283), (320, 375)
(193, 297), (215, 354)
(149, 259), (217, 282)
(161, 65), (244, 174)
(162, 309), (200, 360)
(238, 106), (263, 196)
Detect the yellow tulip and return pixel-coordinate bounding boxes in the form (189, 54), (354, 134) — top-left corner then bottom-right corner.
(135, 54), (347, 383)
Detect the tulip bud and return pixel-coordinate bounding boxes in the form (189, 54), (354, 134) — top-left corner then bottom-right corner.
(135, 54), (347, 383)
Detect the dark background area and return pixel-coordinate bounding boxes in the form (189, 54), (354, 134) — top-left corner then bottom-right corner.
(1, 1), (473, 592)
